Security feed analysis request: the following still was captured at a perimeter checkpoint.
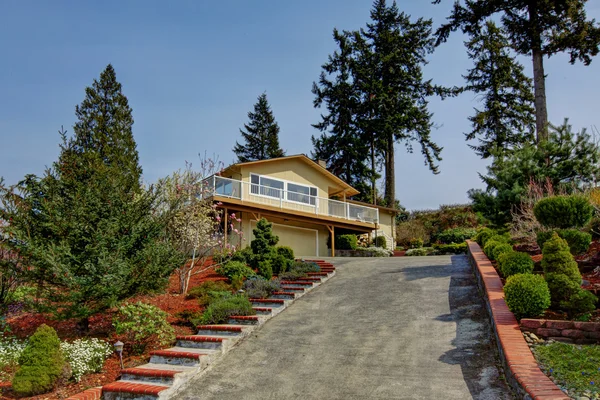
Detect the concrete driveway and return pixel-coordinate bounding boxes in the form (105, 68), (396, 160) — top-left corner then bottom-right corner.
(173, 255), (513, 400)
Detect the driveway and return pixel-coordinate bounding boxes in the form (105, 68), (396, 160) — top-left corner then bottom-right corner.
(174, 255), (513, 400)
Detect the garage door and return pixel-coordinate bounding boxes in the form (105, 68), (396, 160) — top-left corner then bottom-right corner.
(250, 221), (318, 257)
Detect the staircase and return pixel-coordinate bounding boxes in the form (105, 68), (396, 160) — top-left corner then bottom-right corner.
(97, 260), (337, 400)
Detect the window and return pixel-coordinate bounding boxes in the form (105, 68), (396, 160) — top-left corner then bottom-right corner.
(250, 173), (318, 206)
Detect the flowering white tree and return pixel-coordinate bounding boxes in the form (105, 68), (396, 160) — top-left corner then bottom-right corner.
(157, 159), (242, 295)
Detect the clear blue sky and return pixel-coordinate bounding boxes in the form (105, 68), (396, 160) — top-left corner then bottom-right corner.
(1, 1), (599, 210)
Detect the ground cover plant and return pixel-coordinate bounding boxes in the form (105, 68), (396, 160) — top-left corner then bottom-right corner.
(112, 302), (175, 354)
(242, 277), (281, 299)
(534, 342), (600, 398)
(197, 294), (255, 325)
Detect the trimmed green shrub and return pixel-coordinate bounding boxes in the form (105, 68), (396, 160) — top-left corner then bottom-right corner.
(487, 234), (510, 244)
(432, 243), (467, 254)
(249, 218), (279, 271)
(230, 246), (253, 264)
(587, 216), (600, 239)
(504, 274), (551, 319)
(545, 273), (581, 308)
(490, 243), (513, 261)
(242, 277), (281, 299)
(435, 228), (477, 244)
(560, 289), (598, 318)
(257, 259), (273, 280)
(276, 246), (294, 261)
(536, 229), (592, 255)
(113, 302), (175, 354)
(186, 281), (232, 305)
(409, 238), (424, 248)
(216, 261), (256, 282)
(541, 233), (582, 283)
(199, 294), (255, 324)
(12, 324), (65, 396)
(475, 227), (495, 246)
(497, 251), (534, 278)
(337, 234), (358, 250)
(406, 248), (428, 256)
(483, 240), (502, 260)
(269, 252), (289, 276)
(373, 236), (387, 248)
(534, 195), (594, 229)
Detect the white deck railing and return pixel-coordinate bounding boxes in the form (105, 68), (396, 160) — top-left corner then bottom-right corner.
(203, 175), (379, 224)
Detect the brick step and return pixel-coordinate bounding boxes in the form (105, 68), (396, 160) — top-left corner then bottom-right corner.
(102, 381), (169, 399)
(66, 387), (102, 400)
(252, 306), (273, 315)
(249, 298), (286, 307)
(119, 366), (185, 386)
(270, 291), (296, 300)
(149, 347), (216, 367)
(195, 325), (246, 336)
(307, 272), (330, 276)
(298, 277), (323, 282)
(280, 286), (306, 292)
(176, 335), (227, 350)
(280, 280), (314, 286)
(228, 315), (260, 325)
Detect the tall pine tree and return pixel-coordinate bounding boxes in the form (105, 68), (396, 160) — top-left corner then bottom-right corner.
(311, 29), (375, 201)
(463, 21), (535, 159)
(434, 0), (600, 141)
(233, 93), (285, 162)
(0, 65), (183, 332)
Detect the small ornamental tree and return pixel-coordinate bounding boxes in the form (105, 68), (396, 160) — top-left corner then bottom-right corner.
(12, 324), (65, 396)
(250, 218), (279, 279)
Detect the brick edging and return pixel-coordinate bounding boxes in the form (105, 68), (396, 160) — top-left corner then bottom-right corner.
(65, 387), (102, 400)
(466, 240), (568, 400)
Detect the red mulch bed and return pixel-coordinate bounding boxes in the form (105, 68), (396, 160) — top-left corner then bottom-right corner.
(2, 260), (225, 399)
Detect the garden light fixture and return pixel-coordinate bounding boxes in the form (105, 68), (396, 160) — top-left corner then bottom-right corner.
(114, 340), (124, 369)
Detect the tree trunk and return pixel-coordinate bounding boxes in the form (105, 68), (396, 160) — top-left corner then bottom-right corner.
(529, 4), (548, 142)
(370, 135), (377, 205)
(384, 134), (395, 208)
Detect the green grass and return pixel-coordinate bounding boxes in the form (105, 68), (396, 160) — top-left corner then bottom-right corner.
(533, 342), (600, 395)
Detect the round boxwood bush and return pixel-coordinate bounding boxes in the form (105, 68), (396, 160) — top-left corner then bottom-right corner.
(491, 243), (513, 261)
(533, 195), (594, 229)
(536, 229), (592, 255)
(216, 261), (256, 282)
(475, 228), (495, 246)
(560, 288), (598, 318)
(373, 235), (387, 248)
(483, 240), (502, 259)
(12, 324), (65, 396)
(337, 234), (358, 250)
(504, 274), (551, 319)
(276, 246), (294, 261)
(545, 272), (582, 308)
(435, 228), (477, 244)
(497, 251), (534, 278)
(541, 233), (582, 283)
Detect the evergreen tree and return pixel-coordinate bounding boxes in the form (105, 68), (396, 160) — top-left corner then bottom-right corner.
(352, 0), (453, 206)
(311, 29), (375, 202)
(469, 119), (600, 225)
(463, 21), (535, 159)
(233, 93), (285, 162)
(434, 0), (600, 141)
(0, 65), (183, 332)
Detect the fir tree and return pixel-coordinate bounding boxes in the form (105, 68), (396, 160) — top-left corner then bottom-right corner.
(463, 21), (535, 159)
(233, 93), (285, 162)
(0, 65), (183, 332)
(311, 29), (375, 202)
(434, 0), (600, 141)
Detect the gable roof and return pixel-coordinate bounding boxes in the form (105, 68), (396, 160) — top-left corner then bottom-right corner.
(221, 154), (360, 197)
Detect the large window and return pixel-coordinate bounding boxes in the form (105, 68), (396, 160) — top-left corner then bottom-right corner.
(250, 174), (317, 206)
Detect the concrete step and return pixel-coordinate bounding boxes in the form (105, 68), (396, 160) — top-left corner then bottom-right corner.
(176, 335), (227, 351)
(280, 280), (314, 287)
(102, 380), (170, 400)
(307, 272), (330, 277)
(269, 291), (296, 300)
(249, 298), (286, 307)
(195, 324), (247, 336)
(299, 276), (323, 282)
(252, 306), (273, 315)
(119, 366), (186, 386)
(149, 347), (217, 367)
(228, 315), (261, 325)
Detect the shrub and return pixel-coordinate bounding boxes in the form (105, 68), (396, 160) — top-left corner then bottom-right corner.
(503, 274), (550, 319)
(373, 236), (387, 248)
(355, 246), (393, 257)
(587, 216), (600, 239)
(536, 229), (592, 255)
(433, 243), (468, 254)
(249, 218), (278, 270)
(435, 228), (477, 244)
(491, 243), (513, 261)
(409, 238), (424, 248)
(12, 324), (65, 396)
(560, 289), (598, 318)
(186, 281), (232, 306)
(487, 233), (510, 243)
(257, 259), (273, 280)
(545, 273), (581, 308)
(534, 195), (594, 229)
(406, 248), (428, 256)
(337, 234), (358, 250)
(483, 240), (502, 260)
(242, 277), (281, 299)
(216, 261), (256, 282)
(229, 246), (253, 264)
(269, 252), (289, 276)
(541, 233), (582, 283)
(475, 228), (495, 246)
(199, 294), (255, 325)
(0, 336), (27, 370)
(279, 261), (320, 280)
(61, 338), (112, 382)
(276, 246), (294, 261)
(497, 251), (534, 278)
(112, 302), (175, 354)
(396, 219), (429, 248)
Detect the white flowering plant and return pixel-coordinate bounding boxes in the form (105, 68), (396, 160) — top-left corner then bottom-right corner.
(0, 336), (27, 380)
(61, 338), (112, 382)
(355, 246), (393, 257)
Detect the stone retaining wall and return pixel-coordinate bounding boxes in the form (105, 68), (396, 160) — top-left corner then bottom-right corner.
(520, 318), (600, 344)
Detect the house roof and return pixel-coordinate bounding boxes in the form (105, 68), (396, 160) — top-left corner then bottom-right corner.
(221, 154), (360, 197)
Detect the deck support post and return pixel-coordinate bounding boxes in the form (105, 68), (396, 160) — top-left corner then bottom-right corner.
(326, 225), (335, 257)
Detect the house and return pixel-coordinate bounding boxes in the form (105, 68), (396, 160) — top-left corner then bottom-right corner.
(204, 154), (397, 257)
